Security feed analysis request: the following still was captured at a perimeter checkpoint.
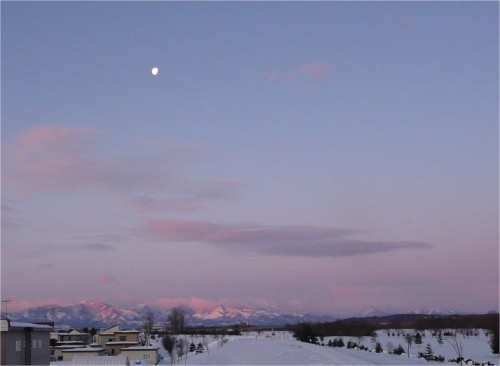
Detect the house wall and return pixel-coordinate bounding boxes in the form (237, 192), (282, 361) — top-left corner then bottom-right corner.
(29, 329), (51, 365)
(0, 327), (50, 365)
(62, 349), (104, 362)
(54, 345), (82, 360)
(105, 342), (139, 355)
(96, 333), (116, 347)
(0, 328), (25, 365)
(114, 332), (139, 342)
(59, 333), (90, 344)
(121, 349), (159, 365)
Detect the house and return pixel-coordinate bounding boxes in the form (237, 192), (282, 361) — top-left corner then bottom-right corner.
(0, 317), (52, 365)
(104, 329), (140, 355)
(105, 341), (139, 356)
(93, 326), (142, 355)
(120, 346), (159, 365)
(53, 344), (85, 360)
(94, 325), (120, 347)
(58, 329), (91, 345)
(70, 354), (130, 365)
(61, 346), (105, 362)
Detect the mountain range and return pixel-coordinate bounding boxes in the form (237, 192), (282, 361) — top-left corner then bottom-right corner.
(6, 301), (455, 328)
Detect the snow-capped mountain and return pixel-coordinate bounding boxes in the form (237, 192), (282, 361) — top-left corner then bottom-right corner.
(11, 301), (142, 327)
(7, 301), (335, 328)
(6, 301), (456, 328)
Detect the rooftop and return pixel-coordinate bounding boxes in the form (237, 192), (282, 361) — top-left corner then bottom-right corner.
(10, 321), (52, 330)
(121, 346), (159, 351)
(62, 347), (105, 353)
(70, 355), (129, 365)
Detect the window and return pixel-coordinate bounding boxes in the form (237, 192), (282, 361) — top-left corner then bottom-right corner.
(33, 340), (37, 349)
(15, 340), (22, 352)
(119, 336), (126, 341)
(38, 339), (42, 348)
(143, 353), (151, 359)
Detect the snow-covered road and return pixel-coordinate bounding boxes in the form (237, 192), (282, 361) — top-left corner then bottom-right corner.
(165, 336), (432, 365)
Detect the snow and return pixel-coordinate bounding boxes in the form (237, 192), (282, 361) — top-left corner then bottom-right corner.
(148, 330), (499, 365)
(50, 330), (499, 365)
(184, 337), (429, 365)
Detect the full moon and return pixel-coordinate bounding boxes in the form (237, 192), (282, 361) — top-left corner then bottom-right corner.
(151, 67), (159, 76)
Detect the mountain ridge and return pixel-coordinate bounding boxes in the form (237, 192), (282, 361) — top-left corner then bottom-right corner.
(5, 301), (456, 328)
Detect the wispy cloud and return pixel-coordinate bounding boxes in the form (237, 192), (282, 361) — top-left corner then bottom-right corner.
(297, 63), (332, 80)
(99, 275), (120, 284)
(38, 263), (55, 271)
(3, 126), (178, 195)
(143, 297), (286, 314)
(4, 125), (100, 193)
(128, 197), (202, 214)
(268, 63), (332, 83)
(143, 218), (430, 257)
(128, 181), (243, 214)
(77, 243), (115, 251)
(4, 242), (115, 260)
(4, 126), (244, 214)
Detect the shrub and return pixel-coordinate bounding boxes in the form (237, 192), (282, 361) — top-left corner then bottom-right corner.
(393, 344), (405, 355)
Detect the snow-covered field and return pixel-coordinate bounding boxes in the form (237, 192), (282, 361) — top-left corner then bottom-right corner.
(147, 330), (499, 365)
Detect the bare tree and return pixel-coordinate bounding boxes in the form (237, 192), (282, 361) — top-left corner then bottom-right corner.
(404, 333), (414, 358)
(162, 334), (176, 365)
(355, 335), (364, 349)
(176, 338), (185, 363)
(168, 308), (186, 334)
(143, 310), (155, 346)
(445, 330), (465, 365)
(183, 335), (189, 365)
(202, 334), (210, 354)
(386, 341), (394, 354)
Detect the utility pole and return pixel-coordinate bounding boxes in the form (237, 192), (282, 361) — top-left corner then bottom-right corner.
(2, 300), (12, 317)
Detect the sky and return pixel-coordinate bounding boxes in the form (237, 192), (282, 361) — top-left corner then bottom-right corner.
(1, 1), (498, 317)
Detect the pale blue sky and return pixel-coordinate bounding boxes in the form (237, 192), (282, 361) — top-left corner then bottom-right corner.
(2, 1), (498, 315)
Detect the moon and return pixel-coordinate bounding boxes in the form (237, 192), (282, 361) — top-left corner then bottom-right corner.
(151, 67), (159, 76)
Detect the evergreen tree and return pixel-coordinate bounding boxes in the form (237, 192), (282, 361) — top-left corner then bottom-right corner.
(437, 331), (443, 345)
(338, 338), (345, 348)
(425, 343), (433, 357)
(162, 335), (176, 365)
(375, 342), (383, 353)
(196, 342), (204, 353)
(393, 344), (405, 355)
(415, 332), (422, 345)
(489, 327), (499, 354)
(293, 324), (318, 344)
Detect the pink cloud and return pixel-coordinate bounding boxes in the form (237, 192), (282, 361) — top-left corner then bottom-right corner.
(297, 63), (332, 80)
(268, 63), (332, 83)
(4, 126), (244, 218)
(128, 197), (202, 214)
(148, 297), (220, 313)
(145, 297), (286, 314)
(4, 125), (101, 193)
(4, 125), (180, 195)
(143, 218), (430, 257)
